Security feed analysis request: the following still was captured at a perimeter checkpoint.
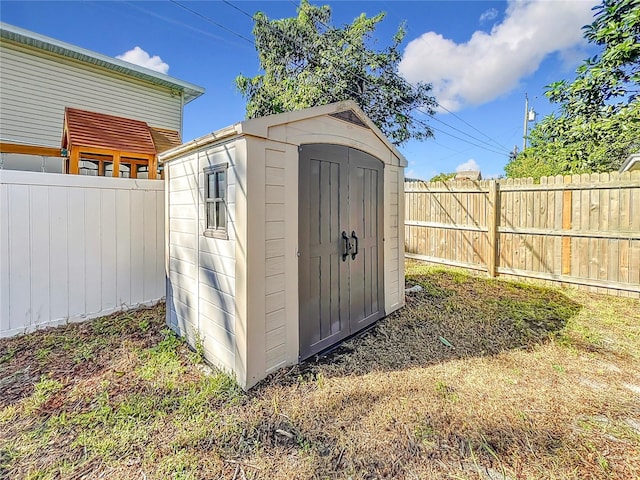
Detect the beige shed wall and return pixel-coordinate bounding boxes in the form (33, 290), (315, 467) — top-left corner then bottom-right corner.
(0, 42), (182, 156)
(166, 142), (239, 377)
(197, 144), (238, 373)
(166, 153), (199, 346)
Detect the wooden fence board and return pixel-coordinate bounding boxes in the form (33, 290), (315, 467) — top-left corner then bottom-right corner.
(404, 174), (640, 297)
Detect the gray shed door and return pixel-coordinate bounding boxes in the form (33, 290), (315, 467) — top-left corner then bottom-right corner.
(298, 144), (384, 359)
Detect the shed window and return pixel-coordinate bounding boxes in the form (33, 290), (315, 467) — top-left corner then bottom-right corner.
(204, 164), (227, 238)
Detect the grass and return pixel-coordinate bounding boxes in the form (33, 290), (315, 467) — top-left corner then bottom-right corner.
(1, 260), (639, 479)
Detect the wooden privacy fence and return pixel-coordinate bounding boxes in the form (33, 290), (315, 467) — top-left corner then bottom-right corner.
(404, 171), (640, 297)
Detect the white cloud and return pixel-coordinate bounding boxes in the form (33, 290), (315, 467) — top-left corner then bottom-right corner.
(456, 159), (481, 172)
(116, 46), (169, 74)
(399, 0), (593, 111)
(479, 8), (498, 23)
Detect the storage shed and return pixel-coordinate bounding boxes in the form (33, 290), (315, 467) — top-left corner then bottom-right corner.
(159, 101), (406, 389)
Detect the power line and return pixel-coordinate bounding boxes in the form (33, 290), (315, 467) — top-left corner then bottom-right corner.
(190, 1), (510, 156)
(435, 103), (509, 151)
(169, 0), (254, 45)
(269, 1), (509, 153)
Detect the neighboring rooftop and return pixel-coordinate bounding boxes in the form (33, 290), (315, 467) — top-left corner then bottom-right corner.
(0, 22), (204, 104)
(619, 153), (640, 173)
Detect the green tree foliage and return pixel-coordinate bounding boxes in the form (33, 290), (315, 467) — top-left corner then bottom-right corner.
(429, 172), (456, 182)
(505, 0), (640, 179)
(236, 0), (437, 146)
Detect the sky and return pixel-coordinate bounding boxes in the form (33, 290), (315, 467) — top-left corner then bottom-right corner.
(1, 0), (599, 180)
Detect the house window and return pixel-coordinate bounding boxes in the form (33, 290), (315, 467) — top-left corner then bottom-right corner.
(204, 164), (227, 238)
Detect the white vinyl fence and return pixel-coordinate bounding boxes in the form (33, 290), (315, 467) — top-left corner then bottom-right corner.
(0, 170), (165, 337)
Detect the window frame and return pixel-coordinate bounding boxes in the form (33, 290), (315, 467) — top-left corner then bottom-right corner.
(203, 163), (228, 239)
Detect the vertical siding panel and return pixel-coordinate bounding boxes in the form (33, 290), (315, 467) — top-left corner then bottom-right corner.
(100, 188), (117, 310)
(156, 189), (166, 300)
(116, 189), (132, 306)
(0, 181), (11, 331)
(84, 189), (102, 314)
(67, 187), (86, 318)
(143, 190), (158, 301)
(49, 186), (69, 321)
(30, 186), (50, 325)
(8, 185), (31, 331)
(129, 189), (145, 305)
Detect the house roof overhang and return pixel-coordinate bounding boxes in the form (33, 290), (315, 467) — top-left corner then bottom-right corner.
(0, 22), (205, 104)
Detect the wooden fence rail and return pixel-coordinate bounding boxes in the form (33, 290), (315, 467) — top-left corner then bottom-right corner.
(404, 171), (640, 297)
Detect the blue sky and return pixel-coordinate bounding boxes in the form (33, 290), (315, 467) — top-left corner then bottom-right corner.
(1, 0), (598, 179)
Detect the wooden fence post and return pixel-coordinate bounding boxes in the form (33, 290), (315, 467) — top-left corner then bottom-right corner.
(487, 180), (500, 277)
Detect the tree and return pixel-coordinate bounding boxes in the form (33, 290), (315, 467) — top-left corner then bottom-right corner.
(505, 0), (640, 179)
(236, 0), (437, 146)
(429, 172), (456, 182)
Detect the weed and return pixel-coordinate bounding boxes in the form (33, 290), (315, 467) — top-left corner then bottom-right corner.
(35, 347), (52, 362)
(138, 317), (151, 332)
(435, 381), (458, 402)
(414, 423), (436, 446)
(23, 376), (63, 415)
(1, 347), (17, 364)
(189, 331), (205, 364)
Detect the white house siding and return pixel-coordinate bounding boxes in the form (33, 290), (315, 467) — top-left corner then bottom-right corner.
(0, 42), (182, 151)
(0, 170), (164, 337)
(197, 145), (236, 372)
(166, 153), (199, 350)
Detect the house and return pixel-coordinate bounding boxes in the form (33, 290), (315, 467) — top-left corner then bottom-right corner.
(159, 101), (406, 389)
(0, 22), (204, 176)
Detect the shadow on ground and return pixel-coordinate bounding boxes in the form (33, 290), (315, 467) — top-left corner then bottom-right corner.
(271, 268), (582, 383)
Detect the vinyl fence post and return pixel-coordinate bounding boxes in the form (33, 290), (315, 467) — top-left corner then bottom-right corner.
(487, 180), (499, 277)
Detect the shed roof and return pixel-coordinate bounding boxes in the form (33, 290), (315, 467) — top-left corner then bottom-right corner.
(63, 108), (157, 155)
(159, 100), (407, 166)
(0, 22), (204, 104)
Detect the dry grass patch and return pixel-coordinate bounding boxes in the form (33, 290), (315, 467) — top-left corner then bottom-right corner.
(1, 262), (639, 479)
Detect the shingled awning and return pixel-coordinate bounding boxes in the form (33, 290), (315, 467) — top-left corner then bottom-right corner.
(62, 107), (180, 179)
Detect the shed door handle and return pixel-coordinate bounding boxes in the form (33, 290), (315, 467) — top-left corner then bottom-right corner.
(350, 231), (358, 260)
(341, 231), (350, 261)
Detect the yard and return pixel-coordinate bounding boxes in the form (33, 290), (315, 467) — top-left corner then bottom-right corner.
(1, 260), (639, 479)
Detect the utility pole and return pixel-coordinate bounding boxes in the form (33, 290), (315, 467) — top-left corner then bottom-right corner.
(523, 93), (529, 151)
(522, 93), (536, 151)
